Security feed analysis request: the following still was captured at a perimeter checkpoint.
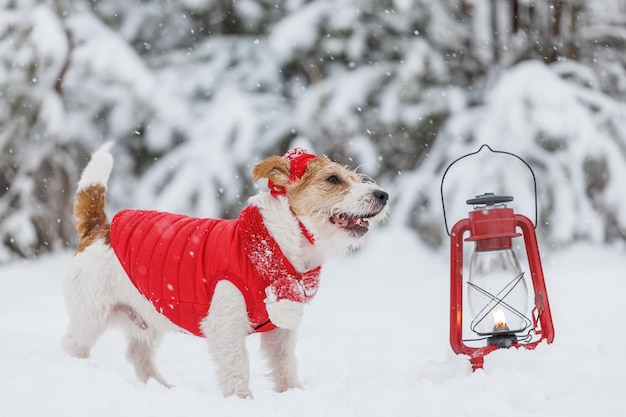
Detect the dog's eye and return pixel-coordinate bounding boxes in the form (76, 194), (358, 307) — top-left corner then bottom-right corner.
(327, 175), (340, 185)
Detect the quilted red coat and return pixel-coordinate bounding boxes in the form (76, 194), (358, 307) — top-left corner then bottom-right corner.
(110, 205), (321, 336)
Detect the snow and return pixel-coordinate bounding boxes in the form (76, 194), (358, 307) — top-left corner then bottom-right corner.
(1, 226), (625, 416)
(5, 0), (626, 263)
(389, 61), (626, 249)
(2, 1), (626, 412)
(268, 1), (329, 63)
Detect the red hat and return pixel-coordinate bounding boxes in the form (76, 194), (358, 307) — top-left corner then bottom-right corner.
(269, 148), (317, 196)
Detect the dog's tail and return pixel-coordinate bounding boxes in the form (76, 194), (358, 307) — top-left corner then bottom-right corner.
(73, 142), (114, 252)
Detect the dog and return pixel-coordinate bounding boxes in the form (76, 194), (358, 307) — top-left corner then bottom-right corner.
(62, 143), (389, 398)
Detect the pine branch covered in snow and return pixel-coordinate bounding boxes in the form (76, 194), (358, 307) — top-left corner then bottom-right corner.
(1, 0), (626, 261)
(390, 61), (626, 248)
(0, 3), (79, 261)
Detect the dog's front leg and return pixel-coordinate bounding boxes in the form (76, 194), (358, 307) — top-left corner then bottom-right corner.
(261, 327), (302, 392)
(201, 280), (252, 398)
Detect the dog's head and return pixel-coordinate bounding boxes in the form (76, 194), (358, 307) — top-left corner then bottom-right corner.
(253, 149), (389, 249)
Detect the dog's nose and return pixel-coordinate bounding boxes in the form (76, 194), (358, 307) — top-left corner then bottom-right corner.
(373, 190), (389, 206)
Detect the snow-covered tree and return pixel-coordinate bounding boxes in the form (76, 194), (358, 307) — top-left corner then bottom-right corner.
(0, 1), (79, 261)
(387, 0), (626, 248)
(267, 0), (464, 177)
(1, 0), (626, 262)
(1, 0), (297, 262)
(390, 61), (626, 248)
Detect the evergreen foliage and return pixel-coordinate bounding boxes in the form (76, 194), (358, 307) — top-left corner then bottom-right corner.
(1, 0), (625, 261)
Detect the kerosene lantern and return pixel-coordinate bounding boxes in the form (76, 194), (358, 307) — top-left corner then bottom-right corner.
(441, 145), (555, 370)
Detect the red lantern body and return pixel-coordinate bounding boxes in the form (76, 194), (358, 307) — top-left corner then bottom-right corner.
(449, 202), (555, 370)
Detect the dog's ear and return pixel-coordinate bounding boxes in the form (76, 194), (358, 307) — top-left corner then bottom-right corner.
(252, 156), (291, 187)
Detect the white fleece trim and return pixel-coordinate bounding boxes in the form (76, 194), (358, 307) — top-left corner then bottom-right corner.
(265, 299), (303, 329)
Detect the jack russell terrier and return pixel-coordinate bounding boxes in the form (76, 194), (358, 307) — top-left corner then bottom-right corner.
(62, 144), (389, 397)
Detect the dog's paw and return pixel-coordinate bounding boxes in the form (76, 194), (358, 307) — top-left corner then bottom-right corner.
(224, 385), (253, 399)
(266, 300), (303, 329)
(275, 379), (303, 393)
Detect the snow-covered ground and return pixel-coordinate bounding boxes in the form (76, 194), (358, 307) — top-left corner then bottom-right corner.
(1, 226), (624, 416)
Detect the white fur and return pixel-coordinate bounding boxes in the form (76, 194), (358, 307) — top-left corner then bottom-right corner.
(77, 142), (113, 191)
(62, 240), (176, 384)
(63, 146), (388, 398)
(250, 193), (324, 272)
(201, 281), (254, 397)
(301, 180), (388, 252)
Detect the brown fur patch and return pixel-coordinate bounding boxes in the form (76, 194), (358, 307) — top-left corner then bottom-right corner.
(287, 157), (362, 217)
(253, 154), (366, 218)
(74, 185), (111, 252)
(252, 156), (291, 188)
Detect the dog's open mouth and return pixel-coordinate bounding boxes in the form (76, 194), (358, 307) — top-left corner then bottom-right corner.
(329, 213), (374, 237)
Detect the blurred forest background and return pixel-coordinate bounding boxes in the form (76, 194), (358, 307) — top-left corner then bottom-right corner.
(1, 0), (625, 262)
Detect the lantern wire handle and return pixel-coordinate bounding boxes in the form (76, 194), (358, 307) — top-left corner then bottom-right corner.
(440, 144), (538, 236)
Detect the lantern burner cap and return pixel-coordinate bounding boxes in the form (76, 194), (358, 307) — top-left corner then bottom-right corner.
(487, 332), (518, 349)
(466, 192), (514, 206)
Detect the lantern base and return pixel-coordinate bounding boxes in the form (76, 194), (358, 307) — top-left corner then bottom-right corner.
(487, 332), (518, 349)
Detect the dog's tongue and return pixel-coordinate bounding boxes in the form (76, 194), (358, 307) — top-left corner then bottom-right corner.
(330, 213), (369, 237)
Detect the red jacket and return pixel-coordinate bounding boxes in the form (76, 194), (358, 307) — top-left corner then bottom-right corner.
(110, 205), (321, 336)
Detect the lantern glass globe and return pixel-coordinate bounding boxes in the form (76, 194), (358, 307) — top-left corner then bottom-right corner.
(467, 248), (529, 336)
